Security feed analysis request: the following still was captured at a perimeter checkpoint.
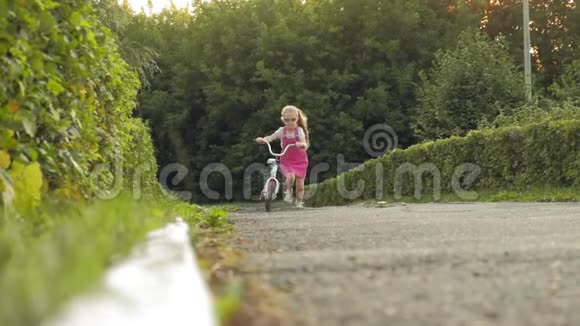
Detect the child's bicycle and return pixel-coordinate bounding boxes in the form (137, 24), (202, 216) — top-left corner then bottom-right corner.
(260, 141), (296, 212)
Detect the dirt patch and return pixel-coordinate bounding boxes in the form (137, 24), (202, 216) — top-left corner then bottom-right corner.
(195, 229), (306, 326)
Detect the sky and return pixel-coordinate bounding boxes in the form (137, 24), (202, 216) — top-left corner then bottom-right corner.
(125, 0), (191, 14)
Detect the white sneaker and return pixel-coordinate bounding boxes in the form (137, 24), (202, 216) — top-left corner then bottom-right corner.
(284, 192), (293, 203)
(295, 201), (304, 209)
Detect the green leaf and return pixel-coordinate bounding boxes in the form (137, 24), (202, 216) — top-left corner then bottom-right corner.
(25, 148), (38, 161)
(69, 11), (82, 26)
(30, 54), (43, 72)
(8, 161), (44, 210)
(0, 150), (10, 169)
(47, 79), (65, 96)
(44, 0), (60, 9)
(22, 118), (37, 137)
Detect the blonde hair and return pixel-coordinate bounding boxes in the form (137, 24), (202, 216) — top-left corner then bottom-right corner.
(281, 105), (310, 145)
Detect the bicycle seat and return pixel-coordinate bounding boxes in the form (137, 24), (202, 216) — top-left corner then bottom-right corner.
(267, 158), (276, 165)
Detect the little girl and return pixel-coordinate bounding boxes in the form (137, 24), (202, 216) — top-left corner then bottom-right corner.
(255, 105), (310, 208)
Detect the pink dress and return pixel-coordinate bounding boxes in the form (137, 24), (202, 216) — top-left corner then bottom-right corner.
(280, 127), (309, 178)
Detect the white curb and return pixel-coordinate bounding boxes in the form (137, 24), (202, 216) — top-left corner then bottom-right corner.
(44, 217), (217, 326)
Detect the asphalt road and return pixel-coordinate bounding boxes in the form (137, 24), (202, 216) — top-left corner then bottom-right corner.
(230, 202), (580, 326)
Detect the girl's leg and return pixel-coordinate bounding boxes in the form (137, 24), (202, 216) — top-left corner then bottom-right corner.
(284, 174), (295, 202)
(295, 177), (305, 207)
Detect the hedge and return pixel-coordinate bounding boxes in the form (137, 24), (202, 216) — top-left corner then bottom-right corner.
(0, 0), (158, 212)
(306, 119), (580, 206)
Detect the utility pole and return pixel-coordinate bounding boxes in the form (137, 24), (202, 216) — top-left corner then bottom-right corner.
(523, 0), (532, 102)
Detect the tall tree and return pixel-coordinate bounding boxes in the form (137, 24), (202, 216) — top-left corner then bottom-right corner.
(123, 0), (568, 201)
(91, 0), (160, 89)
(413, 30), (525, 140)
(481, 0), (579, 89)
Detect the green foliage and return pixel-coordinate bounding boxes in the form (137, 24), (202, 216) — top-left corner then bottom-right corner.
(0, 8), (168, 324)
(487, 187), (580, 202)
(481, 0), (579, 88)
(86, 0), (580, 201)
(200, 207), (229, 228)
(7, 161), (43, 212)
(91, 0), (161, 89)
(485, 100), (580, 129)
(127, 0), (481, 200)
(215, 279), (243, 324)
(0, 195), (163, 326)
(120, 118), (159, 198)
(363, 186), (579, 204)
(413, 29), (525, 140)
(0, 0), (159, 208)
(550, 59), (580, 104)
(5, 0), (577, 205)
(153, 200), (230, 229)
(307, 119), (580, 207)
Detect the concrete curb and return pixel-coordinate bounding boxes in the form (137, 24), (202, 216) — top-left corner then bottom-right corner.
(44, 217), (218, 326)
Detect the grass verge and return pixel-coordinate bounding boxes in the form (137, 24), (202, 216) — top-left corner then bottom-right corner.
(367, 186), (580, 204)
(0, 193), (228, 326)
(194, 205), (304, 326)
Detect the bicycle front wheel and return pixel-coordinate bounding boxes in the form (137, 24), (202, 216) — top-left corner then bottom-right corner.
(265, 179), (277, 212)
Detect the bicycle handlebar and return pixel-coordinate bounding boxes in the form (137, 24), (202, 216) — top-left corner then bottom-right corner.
(263, 141), (296, 157)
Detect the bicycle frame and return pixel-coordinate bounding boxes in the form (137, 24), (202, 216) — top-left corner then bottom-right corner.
(260, 141), (296, 205)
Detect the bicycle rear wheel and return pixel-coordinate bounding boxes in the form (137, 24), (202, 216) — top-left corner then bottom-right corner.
(265, 179), (277, 212)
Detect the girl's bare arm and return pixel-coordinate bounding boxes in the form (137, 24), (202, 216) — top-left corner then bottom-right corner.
(297, 130), (308, 149)
(256, 133), (278, 144)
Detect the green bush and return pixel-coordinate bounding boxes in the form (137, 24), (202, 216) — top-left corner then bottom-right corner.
(413, 29), (525, 140)
(0, 3), (186, 323)
(0, 0), (158, 209)
(550, 59), (580, 104)
(485, 100), (580, 129)
(307, 119), (580, 207)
